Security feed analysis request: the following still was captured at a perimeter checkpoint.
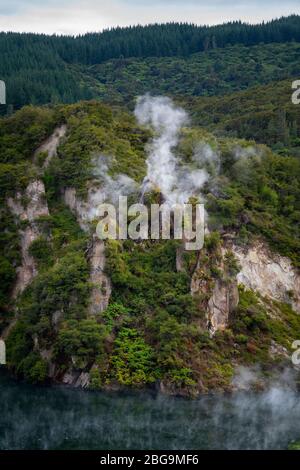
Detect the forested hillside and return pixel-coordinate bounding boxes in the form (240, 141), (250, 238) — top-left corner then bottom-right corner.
(178, 79), (300, 155)
(0, 15), (300, 107)
(0, 15), (300, 396)
(86, 42), (300, 104)
(0, 102), (300, 394)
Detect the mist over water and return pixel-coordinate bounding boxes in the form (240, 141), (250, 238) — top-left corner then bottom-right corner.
(1, 372), (300, 450)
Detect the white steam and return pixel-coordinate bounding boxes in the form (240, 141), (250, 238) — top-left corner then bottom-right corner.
(92, 155), (138, 205)
(193, 142), (221, 177)
(233, 145), (260, 161)
(135, 94), (212, 205)
(231, 365), (263, 391)
(76, 95), (262, 225)
(81, 155), (139, 222)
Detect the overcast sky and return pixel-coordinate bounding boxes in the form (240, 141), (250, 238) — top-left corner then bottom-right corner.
(0, 0), (299, 35)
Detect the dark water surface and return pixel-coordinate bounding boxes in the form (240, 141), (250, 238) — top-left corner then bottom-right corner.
(1, 370), (300, 450)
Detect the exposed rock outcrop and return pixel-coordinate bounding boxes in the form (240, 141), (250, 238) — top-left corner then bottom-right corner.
(0, 339), (6, 364)
(61, 369), (90, 388)
(207, 280), (239, 335)
(52, 310), (63, 329)
(7, 180), (49, 296)
(89, 236), (111, 315)
(229, 240), (300, 313)
(34, 124), (67, 168)
(63, 186), (105, 231)
(13, 226), (39, 297)
(63, 189), (112, 314)
(2, 127), (66, 340)
(191, 248), (239, 335)
(63, 187), (88, 231)
(269, 340), (289, 360)
(193, 236), (300, 335)
(7, 180), (49, 222)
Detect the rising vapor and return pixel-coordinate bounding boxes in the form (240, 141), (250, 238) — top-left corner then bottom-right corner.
(134, 94), (211, 205)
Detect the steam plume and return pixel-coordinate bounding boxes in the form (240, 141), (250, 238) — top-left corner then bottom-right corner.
(135, 94), (210, 205)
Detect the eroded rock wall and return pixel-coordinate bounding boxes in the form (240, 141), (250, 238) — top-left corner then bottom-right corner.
(34, 124), (67, 168)
(229, 241), (300, 313)
(191, 249), (239, 335)
(191, 236), (299, 335)
(89, 236), (112, 314)
(63, 188), (112, 314)
(207, 280), (239, 335)
(7, 180), (49, 296)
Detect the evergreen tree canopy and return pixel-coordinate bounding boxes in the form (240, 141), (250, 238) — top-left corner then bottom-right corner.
(0, 15), (299, 107)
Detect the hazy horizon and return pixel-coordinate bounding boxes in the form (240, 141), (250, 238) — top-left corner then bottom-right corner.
(0, 0), (299, 35)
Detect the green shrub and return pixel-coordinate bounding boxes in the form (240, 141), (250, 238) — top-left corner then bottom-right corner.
(19, 353), (48, 384)
(54, 319), (108, 367)
(111, 328), (156, 386)
(89, 368), (102, 389)
(102, 302), (129, 330)
(28, 237), (53, 269)
(167, 367), (196, 387)
(6, 321), (33, 368)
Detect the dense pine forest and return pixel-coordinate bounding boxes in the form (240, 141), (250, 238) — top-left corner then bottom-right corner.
(0, 15), (300, 107)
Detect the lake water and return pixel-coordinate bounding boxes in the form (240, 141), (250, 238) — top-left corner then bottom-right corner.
(1, 370), (300, 450)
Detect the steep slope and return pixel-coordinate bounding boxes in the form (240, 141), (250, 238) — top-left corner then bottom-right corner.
(0, 101), (299, 396)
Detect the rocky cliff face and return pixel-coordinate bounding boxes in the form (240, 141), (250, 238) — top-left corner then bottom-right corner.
(7, 180), (49, 296)
(207, 280), (239, 335)
(7, 180), (49, 223)
(6, 124), (67, 297)
(63, 186), (105, 231)
(191, 245), (239, 335)
(229, 240), (300, 313)
(64, 187), (112, 314)
(88, 236), (112, 315)
(63, 187), (89, 230)
(34, 124), (67, 168)
(191, 236), (300, 335)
